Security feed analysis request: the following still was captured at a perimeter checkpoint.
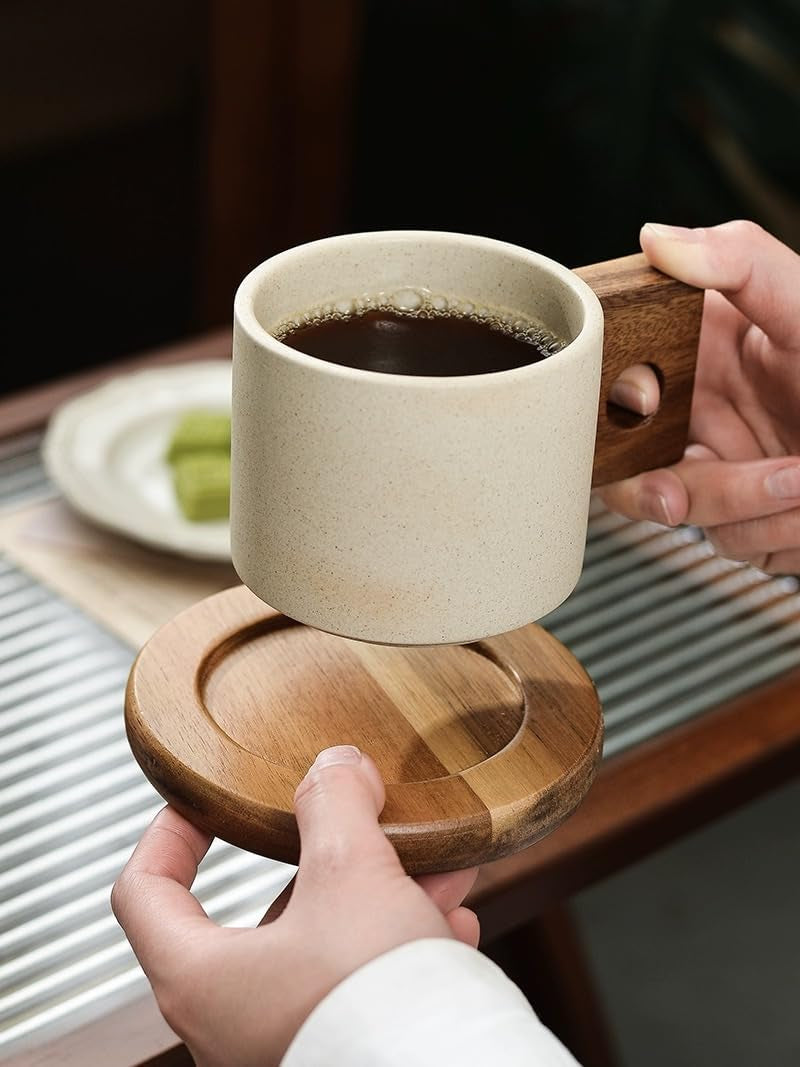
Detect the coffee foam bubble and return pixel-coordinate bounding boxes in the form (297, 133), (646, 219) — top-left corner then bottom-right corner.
(274, 287), (565, 354)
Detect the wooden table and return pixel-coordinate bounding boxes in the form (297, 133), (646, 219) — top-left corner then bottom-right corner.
(4, 330), (800, 1067)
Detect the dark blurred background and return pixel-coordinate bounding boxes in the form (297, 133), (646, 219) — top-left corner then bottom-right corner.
(2, 0), (799, 392)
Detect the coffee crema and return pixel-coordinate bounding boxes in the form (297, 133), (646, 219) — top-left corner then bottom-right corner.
(274, 287), (565, 377)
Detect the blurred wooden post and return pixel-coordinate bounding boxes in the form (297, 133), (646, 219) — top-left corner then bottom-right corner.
(485, 906), (620, 1067)
(201, 0), (362, 325)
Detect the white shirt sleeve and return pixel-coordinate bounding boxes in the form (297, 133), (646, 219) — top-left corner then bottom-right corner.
(281, 938), (581, 1067)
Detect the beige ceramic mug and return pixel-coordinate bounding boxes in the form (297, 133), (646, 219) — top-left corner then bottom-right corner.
(232, 230), (610, 645)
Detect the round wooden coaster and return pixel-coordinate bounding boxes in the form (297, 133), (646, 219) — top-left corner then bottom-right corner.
(126, 585), (603, 874)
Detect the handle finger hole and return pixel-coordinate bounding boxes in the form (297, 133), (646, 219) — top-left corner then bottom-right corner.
(606, 362), (663, 429)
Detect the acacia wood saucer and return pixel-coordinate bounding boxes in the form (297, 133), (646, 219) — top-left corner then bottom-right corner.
(125, 585), (603, 874)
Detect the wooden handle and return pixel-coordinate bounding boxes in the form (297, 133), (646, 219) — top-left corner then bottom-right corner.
(574, 253), (703, 486)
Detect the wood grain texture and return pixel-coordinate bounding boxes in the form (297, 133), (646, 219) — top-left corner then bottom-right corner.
(3, 994), (189, 1067)
(0, 498), (237, 648)
(3, 264), (797, 1067)
(13, 666), (800, 1067)
(1, 260), (700, 490)
(125, 585), (603, 874)
(575, 253), (703, 486)
(472, 665), (800, 942)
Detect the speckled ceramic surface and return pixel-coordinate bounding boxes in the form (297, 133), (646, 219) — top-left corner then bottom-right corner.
(232, 231), (604, 645)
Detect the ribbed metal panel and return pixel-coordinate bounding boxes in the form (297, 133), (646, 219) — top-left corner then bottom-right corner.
(0, 434), (54, 512)
(543, 500), (800, 755)
(0, 559), (293, 1056)
(1, 439), (799, 1056)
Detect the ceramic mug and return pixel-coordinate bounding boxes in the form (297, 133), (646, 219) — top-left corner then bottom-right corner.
(231, 230), (604, 645)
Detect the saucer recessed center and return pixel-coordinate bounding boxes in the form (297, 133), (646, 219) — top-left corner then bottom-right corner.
(200, 620), (525, 783)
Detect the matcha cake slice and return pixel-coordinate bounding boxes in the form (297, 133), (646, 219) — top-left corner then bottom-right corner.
(167, 411), (231, 463)
(172, 453), (231, 521)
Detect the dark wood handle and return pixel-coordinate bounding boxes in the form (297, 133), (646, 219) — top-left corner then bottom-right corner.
(574, 253), (703, 487)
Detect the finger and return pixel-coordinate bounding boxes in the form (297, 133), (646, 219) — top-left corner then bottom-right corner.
(684, 443), (720, 462)
(415, 867), (479, 916)
(259, 874), (296, 926)
(607, 364), (661, 416)
(640, 220), (800, 347)
(706, 506), (800, 562)
(597, 467), (687, 526)
(678, 458), (800, 526)
(600, 457), (800, 528)
(446, 906), (481, 948)
(756, 549), (800, 576)
(111, 807), (213, 980)
(689, 388), (766, 463)
(293, 747), (398, 891)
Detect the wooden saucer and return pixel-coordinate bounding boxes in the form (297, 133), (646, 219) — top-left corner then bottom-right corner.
(126, 585), (603, 874)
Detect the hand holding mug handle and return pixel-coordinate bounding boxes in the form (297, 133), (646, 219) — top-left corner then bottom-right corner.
(575, 250), (703, 487)
(599, 221), (800, 576)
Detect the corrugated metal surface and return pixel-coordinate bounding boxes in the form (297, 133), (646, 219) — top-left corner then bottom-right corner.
(0, 434), (54, 512)
(1, 439), (799, 1056)
(0, 558), (293, 1056)
(544, 500), (800, 756)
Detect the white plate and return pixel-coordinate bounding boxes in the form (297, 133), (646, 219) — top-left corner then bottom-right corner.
(43, 361), (233, 561)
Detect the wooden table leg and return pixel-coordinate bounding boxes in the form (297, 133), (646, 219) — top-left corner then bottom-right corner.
(142, 1047), (193, 1066)
(484, 903), (619, 1067)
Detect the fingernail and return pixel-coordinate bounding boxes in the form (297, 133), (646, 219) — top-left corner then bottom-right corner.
(640, 489), (674, 526)
(608, 380), (648, 415)
(765, 466), (800, 500)
(643, 223), (702, 242)
(684, 443), (710, 460)
(309, 746), (362, 772)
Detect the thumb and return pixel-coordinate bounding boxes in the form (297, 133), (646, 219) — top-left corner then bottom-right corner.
(293, 746), (399, 888)
(639, 220), (800, 348)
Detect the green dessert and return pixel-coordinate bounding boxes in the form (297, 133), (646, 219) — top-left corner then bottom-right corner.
(166, 411), (231, 463)
(172, 453), (231, 521)
(166, 410), (232, 521)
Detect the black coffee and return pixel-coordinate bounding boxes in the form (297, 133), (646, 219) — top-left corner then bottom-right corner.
(276, 290), (564, 376)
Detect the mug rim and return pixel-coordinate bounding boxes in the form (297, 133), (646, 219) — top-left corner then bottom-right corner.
(234, 229), (603, 387)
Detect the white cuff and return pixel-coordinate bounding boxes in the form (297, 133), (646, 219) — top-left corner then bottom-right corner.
(282, 938), (580, 1067)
